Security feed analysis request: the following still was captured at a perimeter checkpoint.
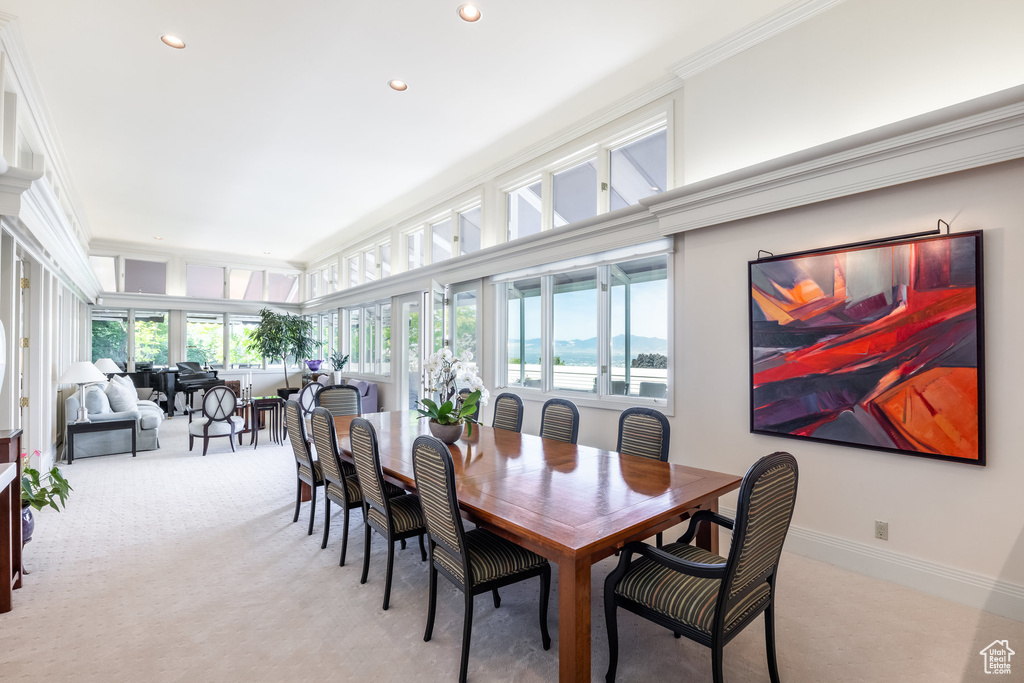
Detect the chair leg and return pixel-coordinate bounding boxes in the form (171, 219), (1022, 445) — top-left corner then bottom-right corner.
(400, 538), (407, 550)
(307, 485), (317, 535)
(321, 497), (331, 549)
(339, 505), (350, 567)
(712, 638), (725, 683)
(360, 522), (371, 584)
(202, 437), (210, 456)
(765, 603), (781, 683)
(604, 586), (619, 682)
(424, 563), (438, 642)
(188, 435), (193, 451)
(491, 588), (501, 608)
(293, 478), (302, 523)
(418, 533), (427, 561)
(229, 428), (236, 453)
(539, 565), (551, 650)
(383, 536), (395, 610)
(459, 590), (474, 683)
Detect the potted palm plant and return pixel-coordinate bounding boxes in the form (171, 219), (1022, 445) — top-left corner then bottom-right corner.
(21, 451), (72, 546)
(244, 308), (319, 391)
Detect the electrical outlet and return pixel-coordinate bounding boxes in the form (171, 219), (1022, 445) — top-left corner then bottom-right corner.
(874, 520), (889, 541)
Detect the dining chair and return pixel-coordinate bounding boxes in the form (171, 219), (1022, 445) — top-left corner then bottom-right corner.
(187, 385), (244, 456)
(490, 392), (524, 432)
(284, 399), (324, 536)
(457, 388), (481, 422)
(310, 407), (405, 564)
(316, 384), (362, 417)
(412, 434), (551, 683)
(298, 381), (324, 435)
(539, 397), (580, 444)
(349, 417), (428, 610)
(604, 451), (799, 683)
(616, 407), (671, 546)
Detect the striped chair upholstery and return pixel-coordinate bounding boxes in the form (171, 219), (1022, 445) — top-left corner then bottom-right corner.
(604, 452), (799, 683)
(285, 400), (324, 536)
(412, 434), (551, 683)
(616, 407), (671, 462)
(457, 388), (481, 422)
(310, 407), (401, 565)
(349, 417), (427, 610)
(491, 392), (524, 432)
(316, 385), (362, 417)
(539, 398), (579, 444)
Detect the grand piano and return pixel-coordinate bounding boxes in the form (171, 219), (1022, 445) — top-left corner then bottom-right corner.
(129, 363), (225, 417)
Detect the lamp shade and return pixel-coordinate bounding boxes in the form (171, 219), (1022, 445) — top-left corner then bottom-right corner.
(94, 358), (122, 374)
(59, 361), (107, 385)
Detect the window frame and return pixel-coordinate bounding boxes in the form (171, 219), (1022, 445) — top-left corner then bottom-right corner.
(495, 248), (673, 411)
(341, 299), (392, 378)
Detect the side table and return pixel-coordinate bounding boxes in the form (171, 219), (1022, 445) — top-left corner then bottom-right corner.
(66, 419), (136, 464)
(252, 396), (284, 445)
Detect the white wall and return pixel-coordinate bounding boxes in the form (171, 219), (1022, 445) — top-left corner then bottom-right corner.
(682, 0), (1024, 183)
(677, 159), (1024, 587)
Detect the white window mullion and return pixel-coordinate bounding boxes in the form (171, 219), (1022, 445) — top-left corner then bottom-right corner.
(540, 275), (553, 393)
(597, 266), (611, 397)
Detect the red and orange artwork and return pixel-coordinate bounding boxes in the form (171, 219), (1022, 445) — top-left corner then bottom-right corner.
(749, 231), (984, 465)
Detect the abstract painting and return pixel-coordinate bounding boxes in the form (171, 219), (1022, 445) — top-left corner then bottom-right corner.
(749, 231), (984, 465)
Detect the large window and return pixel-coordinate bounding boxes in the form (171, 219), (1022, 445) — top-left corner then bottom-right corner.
(502, 253), (669, 401)
(506, 278), (542, 388)
(459, 207), (482, 255)
(228, 313), (263, 368)
(347, 308), (360, 369)
(363, 250), (376, 283)
(431, 218), (453, 262)
(609, 128), (667, 210)
(381, 303), (391, 376)
(552, 159), (597, 228)
(187, 313), (224, 368)
(407, 229), (424, 270)
(348, 255), (359, 288)
(268, 272), (299, 303)
(453, 288), (478, 361)
(91, 308), (128, 367)
(381, 243), (392, 278)
(133, 310), (169, 368)
(507, 181), (542, 241)
(230, 269), (263, 300)
(187, 264), (225, 298)
(343, 301), (391, 376)
(610, 257), (668, 397)
(552, 269), (598, 392)
(125, 259), (167, 295)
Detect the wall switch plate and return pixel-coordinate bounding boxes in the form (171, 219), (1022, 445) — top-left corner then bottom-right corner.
(874, 520), (889, 541)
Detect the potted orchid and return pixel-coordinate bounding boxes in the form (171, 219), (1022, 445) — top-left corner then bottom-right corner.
(416, 349), (489, 444)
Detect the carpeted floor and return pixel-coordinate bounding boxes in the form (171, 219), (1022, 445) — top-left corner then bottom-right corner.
(2, 417), (1020, 682)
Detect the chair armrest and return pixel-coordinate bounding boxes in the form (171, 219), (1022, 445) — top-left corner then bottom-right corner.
(89, 409), (140, 423)
(607, 542), (727, 588)
(677, 509), (735, 545)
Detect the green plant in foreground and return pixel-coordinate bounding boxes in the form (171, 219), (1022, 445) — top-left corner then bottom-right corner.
(22, 462), (72, 512)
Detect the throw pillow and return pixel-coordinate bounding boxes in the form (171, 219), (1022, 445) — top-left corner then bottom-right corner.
(111, 374), (135, 393)
(105, 380), (136, 412)
(84, 385), (111, 414)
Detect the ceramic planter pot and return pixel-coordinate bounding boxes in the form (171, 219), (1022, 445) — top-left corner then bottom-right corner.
(22, 503), (33, 545)
(428, 419), (464, 444)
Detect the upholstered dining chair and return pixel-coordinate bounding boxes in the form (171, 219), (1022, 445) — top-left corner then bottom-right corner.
(315, 384), (362, 418)
(490, 392), (524, 432)
(349, 417), (428, 610)
(412, 434), (551, 683)
(284, 399), (323, 536)
(310, 407), (405, 565)
(616, 407), (672, 546)
(457, 388), (481, 422)
(603, 451), (799, 683)
(539, 397), (580, 444)
(187, 385), (244, 456)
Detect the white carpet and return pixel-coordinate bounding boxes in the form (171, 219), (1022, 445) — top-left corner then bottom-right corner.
(2, 416), (1021, 682)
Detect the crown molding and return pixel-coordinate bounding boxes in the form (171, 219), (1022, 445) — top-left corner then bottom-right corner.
(0, 16), (93, 243)
(668, 0), (848, 80)
(645, 85), (1024, 234)
(303, 74), (684, 265)
(93, 292), (301, 316)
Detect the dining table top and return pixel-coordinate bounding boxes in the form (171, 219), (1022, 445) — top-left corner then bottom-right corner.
(334, 410), (742, 560)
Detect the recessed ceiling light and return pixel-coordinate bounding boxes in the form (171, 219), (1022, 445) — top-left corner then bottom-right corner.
(458, 4), (481, 22)
(160, 34), (186, 49)
(389, 79), (408, 92)
(263, 251), (271, 255)
(153, 236), (164, 240)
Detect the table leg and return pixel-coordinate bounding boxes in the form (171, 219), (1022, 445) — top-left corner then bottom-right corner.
(131, 425), (137, 457)
(300, 482), (311, 502)
(696, 499), (720, 554)
(68, 433), (74, 465)
(558, 556), (591, 683)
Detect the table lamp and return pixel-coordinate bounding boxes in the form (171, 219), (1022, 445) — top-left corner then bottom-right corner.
(94, 357), (122, 376)
(59, 361), (108, 423)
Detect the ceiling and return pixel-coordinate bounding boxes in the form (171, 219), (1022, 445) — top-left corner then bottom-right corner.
(3, 0), (794, 264)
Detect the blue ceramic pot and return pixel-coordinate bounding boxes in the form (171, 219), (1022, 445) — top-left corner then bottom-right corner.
(22, 503), (33, 545)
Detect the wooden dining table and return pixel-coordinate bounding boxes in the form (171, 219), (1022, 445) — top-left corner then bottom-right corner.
(333, 411), (742, 683)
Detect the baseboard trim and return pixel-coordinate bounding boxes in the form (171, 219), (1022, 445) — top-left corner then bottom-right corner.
(719, 507), (1024, 623)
